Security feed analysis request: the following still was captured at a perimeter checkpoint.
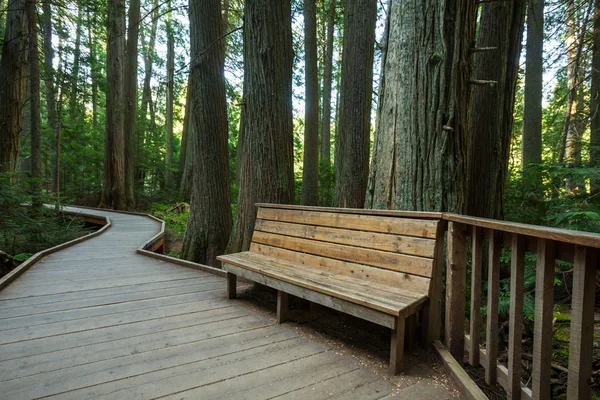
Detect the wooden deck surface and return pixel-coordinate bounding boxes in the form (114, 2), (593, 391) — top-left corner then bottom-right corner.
(0, 207), (459, 400)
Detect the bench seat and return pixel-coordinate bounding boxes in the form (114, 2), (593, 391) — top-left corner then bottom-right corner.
(219, 251), (429, 316)
(217, 203), (444, 374)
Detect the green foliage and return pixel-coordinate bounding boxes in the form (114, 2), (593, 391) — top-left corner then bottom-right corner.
(150, 203), (189, 237)
(0, 172), (92, 270)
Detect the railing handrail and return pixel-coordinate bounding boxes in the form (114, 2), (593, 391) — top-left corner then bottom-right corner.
(443, 213), (600, 249)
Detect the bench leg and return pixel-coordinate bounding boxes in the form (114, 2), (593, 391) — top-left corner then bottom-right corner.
(405, 313), (417, 351)
(390, 316), (405, 374)
(277, 290), (288, 324)
(227, 272), (237, 299)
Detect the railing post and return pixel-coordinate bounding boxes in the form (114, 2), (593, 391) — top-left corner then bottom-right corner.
(532, 239), (555, 400)
(445, 221), (467, 361)
(469, 226), (483, 366)
(567, 246), (597, 399)
(485, 229), (501, 385)
(508, 234), (525, 399)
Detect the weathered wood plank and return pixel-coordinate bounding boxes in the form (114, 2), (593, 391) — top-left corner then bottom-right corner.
(257, 206), (439, 238)
(390, 316), (405, 374)
(251, 230), (434, 277)
(255, 218), (437, 257)
(469, 226), (483, 366)
(445, 221), (467, 361)
(485, 229), (501, 385)
(277, 290), (289, 323)
(250, 243), (431, 295)
(222, 263), (396, 328)
(567, 246), (597, 399)
(531, 239), (555, 400)
(444, 213), (600, 249)
(508, 234), (525, 400)
(433, 340), (488, 400)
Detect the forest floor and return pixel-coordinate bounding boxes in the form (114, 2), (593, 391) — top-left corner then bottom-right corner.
(0, 211), (98, 279)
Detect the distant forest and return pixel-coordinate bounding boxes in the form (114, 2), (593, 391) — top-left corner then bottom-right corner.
(0, 0), (599, 266)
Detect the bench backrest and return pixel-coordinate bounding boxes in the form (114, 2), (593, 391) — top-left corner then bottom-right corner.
(250, 204), (444, 297)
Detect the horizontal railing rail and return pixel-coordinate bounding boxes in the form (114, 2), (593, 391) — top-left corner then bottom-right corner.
(441, 214), (599, 400)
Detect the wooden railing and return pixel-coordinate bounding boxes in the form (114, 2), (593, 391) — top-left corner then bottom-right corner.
(442, 214), (599, 400)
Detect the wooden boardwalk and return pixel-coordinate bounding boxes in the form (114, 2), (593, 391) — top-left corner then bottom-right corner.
(0, 207), (459, 399)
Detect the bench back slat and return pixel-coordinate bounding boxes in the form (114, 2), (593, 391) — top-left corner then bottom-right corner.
(254, 219), (436, 258)
(252, 205), (441, 281)
(257, 207), (439, 239)
(249, 243), (431, 295)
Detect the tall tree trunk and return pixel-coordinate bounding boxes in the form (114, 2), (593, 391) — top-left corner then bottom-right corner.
(333, 0), (376, 209)
(320, 0), (335, 166)
(181, 0), (232, 266)
(466, 1), (526, 219)
(100, 0), (127, 210)
(179, 76), (193, 201)
(87, 10), (98, 129)
(164, 1), (175, 191)
(591, 0), (600, 198)
(137, 0), (159, 193)
(0, 0), (28, 172)
(27, 0), (41, 207)
(522, 0), (544, 187)
(41, 2), (59, 196)
(301, 0), (319, 205)
(69, 5), (83, 120)
(227, 0), (294, 253)
(124, 0), (140, 208)
(366, 0), (477, 213)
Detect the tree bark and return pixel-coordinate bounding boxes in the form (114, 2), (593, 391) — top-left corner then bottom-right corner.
(181, 0), (232, 266)
(124, 0), (140, 208)
(165, 1), (175, 191)
(522, 0), (544, 186)
(179, 76), (193, 201)
(27, 0), (41, 207)
(320, 0), (335, 166)
(0, 0), (28, 172)
(333, 0), (377, 209)
(227, 0), (294, 253)
(466, 0), (526, 219)
(100, 0), (127, 210)
(301, 0), (319, 205)
(591, 0), (600, 197)
(366, 0), (477, 213)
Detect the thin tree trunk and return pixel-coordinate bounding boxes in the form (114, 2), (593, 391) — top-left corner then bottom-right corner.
(165, 1), (175, 191)
(137, 0), (159, 193)
(333, 0), (377, 209)
(41, 1), (58, 195)
(181, 0), (232, 266)
(320, 0), (335, 166)
(124, 0), (140, 208)
(522, 0), (544, 186)
(27, 0), (41, 207)
(0, 0), (28, 172)
(69, 5), (83, 119)
(564, 0), (592, 194)
(591, 0), (600, 197)
(100, 0), (127, 210)
(87, 10), (98, 129)
(301, 0), (319, 205)
(179, 76), (193, 201)
(365, 0), (477, 213)
(227, 0), (294, 253)
(466, 0), (526, 219)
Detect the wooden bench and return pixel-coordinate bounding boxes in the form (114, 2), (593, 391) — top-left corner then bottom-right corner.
(217, 203), (445, 374)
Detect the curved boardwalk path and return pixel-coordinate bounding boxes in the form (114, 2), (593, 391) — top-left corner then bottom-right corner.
(0, 207), (457, 400)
